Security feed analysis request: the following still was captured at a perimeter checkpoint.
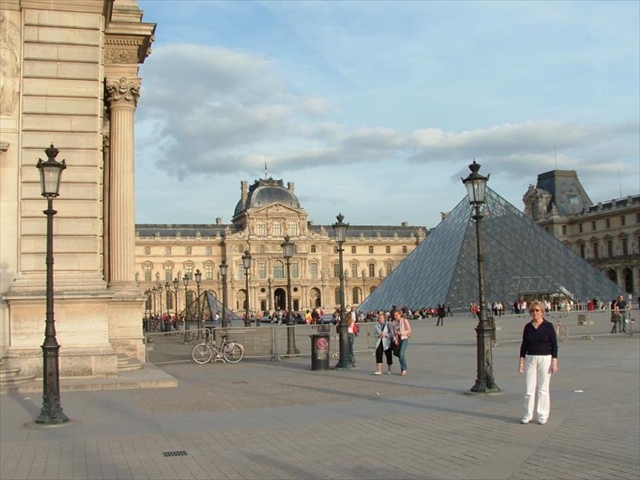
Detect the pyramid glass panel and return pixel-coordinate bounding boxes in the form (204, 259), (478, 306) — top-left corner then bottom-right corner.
(360, 188), (625, 313)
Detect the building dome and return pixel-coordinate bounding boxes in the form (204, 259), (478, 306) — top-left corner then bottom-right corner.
(234, 178), (301, 216)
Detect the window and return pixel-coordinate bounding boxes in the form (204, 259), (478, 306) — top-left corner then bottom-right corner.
(621, 215), (626, 226)
(144, 264), (152, 281)
(402, 245), (408, 254)
(592, 242), (599, 259)
(351, 246), (357, 254)
(238, 245), (244, 254)
(351, 264), (358, 279)
(273, 221), (282, 237)
(166, 246), (172, 255)
(311, 245), (317, 253)
(333, 263), (341, 278)
(258, 261), (266, 279)
(259, 244), (266, 254)
(289, 221), (298, 236)
(352, 287), (360, 304)
(164, 265), (173, 282)
(291, 263), (299, 279)
(592, 221), (596, 231)
(310, 263), (318, 279)
(622, 238), (629, 256)
(368, 263), (375, 277)
(568, 194), (579, 205)
(256, 221), (266, 236)
(273, 260), (284, 279)
(334, 288), (340, 306)
(579, 223), (583, 233)
(368, 246), (374, 254)
(386, 245), (391, 254)
(185, 264), (193, 279)
(606, 219), (611, 229)
(385, 261), (393, 276)
(607, 240), (613, 257)
(186, 246), (192, 255)
(144, 246), (151, 255)
(205, 246), (212, 255)
(579, 244), (585, 259)
(562, 225), (567, 235)
(205, 264), (213, 280)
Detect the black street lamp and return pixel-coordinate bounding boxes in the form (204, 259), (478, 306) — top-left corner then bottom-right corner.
(462, 160), (499, 393)
(242, 250), (252, 327)
(194, 269), (202, 334)
(219, 262), (228, 327)
(282, 236), (299, 355)
(172, 277), (179, 329)
(164, 281), (170, 312)
(156, 282), (163, 319)
(183, 274), (190, 331)
(332, 213), (350, 369)
(35, 143), (69, 425)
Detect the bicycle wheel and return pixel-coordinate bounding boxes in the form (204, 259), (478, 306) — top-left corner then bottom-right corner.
(557, 325), (568, 343)
(223, 343), (244, 363)
(192, 343), (213, 364)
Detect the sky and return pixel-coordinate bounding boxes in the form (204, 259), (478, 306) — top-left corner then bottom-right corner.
(134, 0), (640, 230)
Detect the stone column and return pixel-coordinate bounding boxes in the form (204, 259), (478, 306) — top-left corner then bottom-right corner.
(105, 77), (140, 289)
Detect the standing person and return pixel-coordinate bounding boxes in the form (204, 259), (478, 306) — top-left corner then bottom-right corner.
(373, 312), (393, 375)
(436, 304), (446, 326)
(610, 298), (621, 334)
(518, 300), (559, 425)
(391, 308), (412, 376)
(346, 309), (357, 367)
(616, 295), (628, 333)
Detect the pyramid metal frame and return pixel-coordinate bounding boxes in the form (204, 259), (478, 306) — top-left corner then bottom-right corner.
(360, 188), (625, 313)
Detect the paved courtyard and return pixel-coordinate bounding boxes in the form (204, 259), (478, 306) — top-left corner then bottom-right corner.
(1, 311), (638, 479)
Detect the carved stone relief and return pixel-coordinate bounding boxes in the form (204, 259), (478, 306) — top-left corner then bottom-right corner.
(0, 12), (21, 116)
(105, 77), (141, 108)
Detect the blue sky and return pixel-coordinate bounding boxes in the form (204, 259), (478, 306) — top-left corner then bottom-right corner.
(135, 0), (640, 229)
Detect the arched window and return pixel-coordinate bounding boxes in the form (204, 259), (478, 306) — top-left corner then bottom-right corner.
(205, 264), (214, 280)
(311, 244), (317, 253)
(273, 260), (285, 279)
(385, 245), (390, 254)
(402, 245), (408, 254)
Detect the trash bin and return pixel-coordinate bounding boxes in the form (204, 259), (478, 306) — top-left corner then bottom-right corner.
(310, 334), (330, 370)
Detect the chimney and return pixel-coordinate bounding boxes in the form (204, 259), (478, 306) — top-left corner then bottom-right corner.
(288, 182), (295, 192)
(241, 181), (248, 204)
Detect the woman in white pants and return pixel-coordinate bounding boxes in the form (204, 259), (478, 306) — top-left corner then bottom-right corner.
(518, 300), (559, 425)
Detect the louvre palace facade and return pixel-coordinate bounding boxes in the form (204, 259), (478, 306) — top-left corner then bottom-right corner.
(135, 178), (428, 319)
(0, 0), (155, 379)
(523, 170), (640, 298)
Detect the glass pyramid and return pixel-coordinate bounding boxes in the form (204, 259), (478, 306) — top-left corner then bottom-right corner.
(360, 187), (625, 313)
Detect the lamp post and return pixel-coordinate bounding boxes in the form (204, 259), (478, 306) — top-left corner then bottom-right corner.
(332, 213), (350, 369)
(143, 289), (151, 331)
(242, 250), (252, 327)
(183, 274), (190, 331)
(35, 143), (69, 425)
(164, 281), (170, 328)
(220, 262), (228, 327)
(194, 269), (202, 334)
(172, 277), (179, 330)
(282, 236), (299, 355)
(462, 160), (499, 393)
(156, 282), (163, 319)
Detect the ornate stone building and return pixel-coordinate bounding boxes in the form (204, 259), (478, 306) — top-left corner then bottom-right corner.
(523, 170), (640, 297)
(135, 178), (428, 318)
(0, 0), (155, 378)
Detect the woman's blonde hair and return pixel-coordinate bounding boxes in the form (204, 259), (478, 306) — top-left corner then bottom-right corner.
(528, 299), (543, 313)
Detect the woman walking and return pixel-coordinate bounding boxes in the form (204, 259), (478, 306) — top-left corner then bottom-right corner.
(373, 312), (393, 375)
(518, 300), (559, 425)
(391, 308), (412, 376)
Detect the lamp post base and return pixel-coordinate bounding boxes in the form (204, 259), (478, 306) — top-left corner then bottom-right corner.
(286, 323), (300, 355)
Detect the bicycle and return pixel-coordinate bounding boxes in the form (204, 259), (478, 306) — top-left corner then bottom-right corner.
(555, 320), (568, 343)
(191, 330), (244, 364)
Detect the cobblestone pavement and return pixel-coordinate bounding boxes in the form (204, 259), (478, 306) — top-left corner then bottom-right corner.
(1, 311), (638, 479)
